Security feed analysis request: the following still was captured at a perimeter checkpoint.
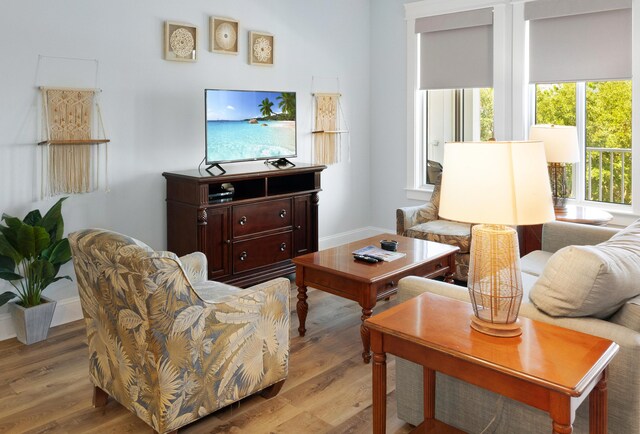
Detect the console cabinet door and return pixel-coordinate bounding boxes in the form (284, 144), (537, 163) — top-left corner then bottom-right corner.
(205, 207), (230, 279)
(293, 195), (312, 256)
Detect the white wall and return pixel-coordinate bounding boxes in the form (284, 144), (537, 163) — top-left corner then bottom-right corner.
(0, 0), (372, 337)
(369, 0), (418, 231)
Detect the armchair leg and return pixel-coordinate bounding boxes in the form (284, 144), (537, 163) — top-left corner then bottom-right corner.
(261, 379), (286, 399)
(93, 386), (109, 408)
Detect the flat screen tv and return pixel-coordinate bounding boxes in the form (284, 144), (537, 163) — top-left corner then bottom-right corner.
(205, 89), (297, 170)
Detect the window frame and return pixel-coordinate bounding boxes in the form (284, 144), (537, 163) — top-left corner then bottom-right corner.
(405, 0), (640, 224)
(404, 0), (510, 202)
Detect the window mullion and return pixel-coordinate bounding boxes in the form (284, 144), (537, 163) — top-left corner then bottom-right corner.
(575, 82), (586, 203)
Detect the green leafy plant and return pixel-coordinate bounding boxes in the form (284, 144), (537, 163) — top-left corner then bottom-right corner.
(0, 197), (72, 308)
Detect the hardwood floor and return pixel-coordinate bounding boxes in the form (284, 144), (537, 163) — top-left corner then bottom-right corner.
(0, 282), (414, 433)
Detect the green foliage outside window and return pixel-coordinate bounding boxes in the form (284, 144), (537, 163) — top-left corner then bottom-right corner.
(535, 81), (632, 205)
(480, 88), (494, 141)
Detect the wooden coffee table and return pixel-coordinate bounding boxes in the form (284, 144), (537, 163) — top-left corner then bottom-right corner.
(366, 292), (620, 434)
(292, 234), (458, 363)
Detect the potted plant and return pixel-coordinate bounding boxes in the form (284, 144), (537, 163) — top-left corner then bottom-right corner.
(0, 197), (72, 344)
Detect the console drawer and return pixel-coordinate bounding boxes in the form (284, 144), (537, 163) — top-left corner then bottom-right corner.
(232, 198), (292, 237)
(233, 232), (292, 273)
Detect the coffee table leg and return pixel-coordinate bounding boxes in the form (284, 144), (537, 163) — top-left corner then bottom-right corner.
(297, 285), (308, 337)
(361, 307), (373, 363)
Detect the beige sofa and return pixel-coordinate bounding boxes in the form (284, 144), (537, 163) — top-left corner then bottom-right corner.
(396, 220), (640, 433)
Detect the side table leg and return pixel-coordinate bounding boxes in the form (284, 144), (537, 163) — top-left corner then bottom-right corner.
(424, 367), (436, 421)
(297, 285), (308, 337)
(361, 307), (373, 363)
(372, 343), (387, 434)
(589, 369), (608, 434)
(550, 393), (573, 434)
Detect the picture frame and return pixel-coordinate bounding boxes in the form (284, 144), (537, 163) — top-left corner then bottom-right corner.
(210, 17), (239, 54)
(249, 31), (274, 66)
(164, 21), (198, 62)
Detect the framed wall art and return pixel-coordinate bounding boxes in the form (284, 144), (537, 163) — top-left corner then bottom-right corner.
(164, 21), (198, 62)
(249, 31), (274, 66)
(210, 17), (239, 54)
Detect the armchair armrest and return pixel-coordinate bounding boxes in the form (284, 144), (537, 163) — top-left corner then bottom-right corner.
(541, 220), (619, 253)
(178, 251), (208, 284)
(396, 203), (438, 235)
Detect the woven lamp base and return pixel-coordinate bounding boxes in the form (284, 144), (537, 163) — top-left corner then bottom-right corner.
(470, 315), (522, 337)
(468, 224), (523, 338)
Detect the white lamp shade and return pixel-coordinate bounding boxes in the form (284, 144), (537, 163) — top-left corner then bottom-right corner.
(439, 141), (555, 226)
(529, 124), (580, 163)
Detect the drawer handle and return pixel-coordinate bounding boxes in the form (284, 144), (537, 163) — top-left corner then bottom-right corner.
(239, 216), (247, 226)
(434, 263), (443, 269)
(280, 242), (287, 252)
(387, 280), (396, 287)
(239, 251), (248, 261)
(279, 209), (287, 218)
(296, 225), (302, 230)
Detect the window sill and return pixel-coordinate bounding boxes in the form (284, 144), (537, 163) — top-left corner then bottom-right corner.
(406, 185), (435, 202)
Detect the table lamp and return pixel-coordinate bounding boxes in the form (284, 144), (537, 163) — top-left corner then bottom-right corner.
(439, 141), (555, 337)
(529, 124), (580, 212)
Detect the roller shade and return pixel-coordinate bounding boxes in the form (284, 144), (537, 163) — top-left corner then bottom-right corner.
(416, 8), (493, 90)
(526, 0), (631, 83)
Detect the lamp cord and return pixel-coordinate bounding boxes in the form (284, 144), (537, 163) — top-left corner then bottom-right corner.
(479, 395), (504, 434)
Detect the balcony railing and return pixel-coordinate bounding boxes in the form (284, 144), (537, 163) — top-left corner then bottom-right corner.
(585, 147), (632, 205)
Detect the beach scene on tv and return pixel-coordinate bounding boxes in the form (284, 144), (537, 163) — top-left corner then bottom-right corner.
(206, 90), (296, 163)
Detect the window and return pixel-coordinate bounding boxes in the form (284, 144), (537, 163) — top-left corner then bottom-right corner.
(534, 81), (632, 205)
(424, 88), (494, 184)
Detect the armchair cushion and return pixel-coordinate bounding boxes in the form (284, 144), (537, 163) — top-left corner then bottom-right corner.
(405, 220), (471, 254)
(530, 219), (640, 318)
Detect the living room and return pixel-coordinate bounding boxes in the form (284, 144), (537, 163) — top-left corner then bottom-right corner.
(1, 0), (640, 433)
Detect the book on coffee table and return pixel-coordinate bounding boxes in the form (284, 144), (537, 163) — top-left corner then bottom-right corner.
(352, 245), (406, 262)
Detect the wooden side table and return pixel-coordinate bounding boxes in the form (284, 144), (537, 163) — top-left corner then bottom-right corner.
(366, 292), (619, 434)
(293, 234), (458, 363)
(555, 205), (613, 226)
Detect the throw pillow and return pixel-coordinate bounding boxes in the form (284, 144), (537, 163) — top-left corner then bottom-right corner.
(529, 219), (640, 318)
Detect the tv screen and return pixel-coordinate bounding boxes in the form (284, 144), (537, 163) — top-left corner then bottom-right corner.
(205, 89), (297, 164)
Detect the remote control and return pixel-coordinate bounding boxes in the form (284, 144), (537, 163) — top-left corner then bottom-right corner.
(353, 254), (380, 263)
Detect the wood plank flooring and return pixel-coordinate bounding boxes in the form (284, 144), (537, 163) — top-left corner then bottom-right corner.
(0, 282), (414, 433)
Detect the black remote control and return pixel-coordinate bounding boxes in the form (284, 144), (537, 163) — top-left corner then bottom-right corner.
(353, 254), (380, 263)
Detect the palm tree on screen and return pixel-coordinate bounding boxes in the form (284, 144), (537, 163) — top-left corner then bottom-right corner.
(259, 98), (274, 118)
(277, 93), (296, 119)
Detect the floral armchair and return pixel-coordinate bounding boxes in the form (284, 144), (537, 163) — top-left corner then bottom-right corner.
(69, 229), (290, 434)
(396, 175), (472, 281)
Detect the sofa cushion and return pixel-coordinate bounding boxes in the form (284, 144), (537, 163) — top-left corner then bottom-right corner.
(529, 219), (640, 318)
(406, 220), (471, 253)
(520, 250), (553, 277)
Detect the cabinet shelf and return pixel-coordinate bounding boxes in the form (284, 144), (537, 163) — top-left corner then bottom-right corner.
(38, 139), (110, 146)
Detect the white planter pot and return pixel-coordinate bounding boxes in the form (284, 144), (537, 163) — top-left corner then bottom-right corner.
(9, 296), (57, 345)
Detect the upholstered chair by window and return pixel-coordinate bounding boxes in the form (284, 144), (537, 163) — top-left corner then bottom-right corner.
(396, 174), (472, 281)
(69, 229), (290, 434)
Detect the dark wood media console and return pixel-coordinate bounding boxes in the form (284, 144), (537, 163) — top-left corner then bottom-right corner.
(163, 163), (325, 287)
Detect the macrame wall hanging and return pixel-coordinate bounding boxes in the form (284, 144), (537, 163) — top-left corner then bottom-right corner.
(39, 87), (109, 197)
(311, 77), (349, 165)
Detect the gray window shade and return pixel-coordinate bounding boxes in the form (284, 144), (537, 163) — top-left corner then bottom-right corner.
(416, 8), (493, 90)
(527, 1), (631, 83)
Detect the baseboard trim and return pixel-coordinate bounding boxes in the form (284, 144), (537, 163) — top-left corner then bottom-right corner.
(318, 226), (393, 249)
(0, 296), (83, 342)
